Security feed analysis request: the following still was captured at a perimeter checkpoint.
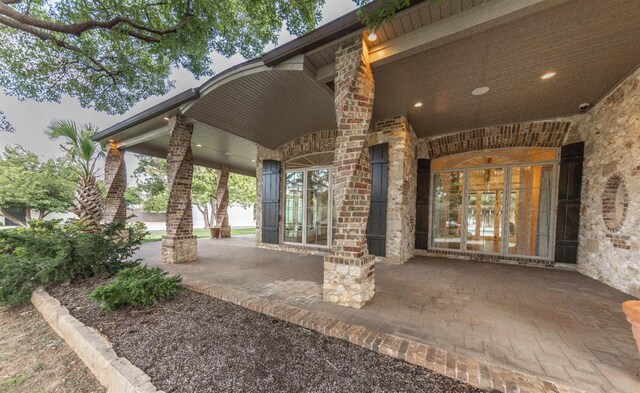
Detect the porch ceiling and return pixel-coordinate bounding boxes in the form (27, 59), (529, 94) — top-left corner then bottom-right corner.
(183, 62), (336, 150)
(372, 0), (640, 137)
(119, 120), (257, 177)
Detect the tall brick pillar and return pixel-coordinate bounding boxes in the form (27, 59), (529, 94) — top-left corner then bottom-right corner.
(323, 38), (375, 309)
(104, 142), (127, 225)
(215, 165), (231, 238)
(162, 116), (197, 263)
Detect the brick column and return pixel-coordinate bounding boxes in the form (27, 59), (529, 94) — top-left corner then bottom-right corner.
(323, 38), (375, 309)
(162, 116), (197, 263)
(215, 165), (231, 238)
(104, 142), (127, 225)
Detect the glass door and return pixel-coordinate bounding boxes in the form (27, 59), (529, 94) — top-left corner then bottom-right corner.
(465, 168), (504, 254)
(284, 167), (332, 247)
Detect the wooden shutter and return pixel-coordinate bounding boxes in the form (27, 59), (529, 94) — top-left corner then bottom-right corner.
(415, 159), (431, 250)
(367, 143), (388, 257)
(554, 143), (584, 264)
(261, 160), (280, 244)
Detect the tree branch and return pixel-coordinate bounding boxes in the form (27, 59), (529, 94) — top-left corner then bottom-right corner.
(0, 14), (120, 81)
(0, 207), (27, 227)
(0, 1), (192, 41)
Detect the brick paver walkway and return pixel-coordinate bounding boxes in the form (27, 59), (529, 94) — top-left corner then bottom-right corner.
(139, 237), (639, 393)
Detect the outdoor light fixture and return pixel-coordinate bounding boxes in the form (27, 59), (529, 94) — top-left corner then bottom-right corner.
(367, 32), (377, 41)
(163, 117), (170, 121)
(195, 144), (202, 147)
(540, 71), (556, 80)
(414, 102), (423, 108)
(471, 86), (490, 96)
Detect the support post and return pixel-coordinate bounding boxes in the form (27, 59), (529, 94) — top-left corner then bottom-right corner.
(104, 142), (127, 237)
(323, 38), (376, 309)
(215, 165), (231, 238)
(162, 116), (197, 263)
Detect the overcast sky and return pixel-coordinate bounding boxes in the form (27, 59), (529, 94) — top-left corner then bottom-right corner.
(0, 0), (356, 168)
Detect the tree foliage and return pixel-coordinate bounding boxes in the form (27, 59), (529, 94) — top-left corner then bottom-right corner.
(0, 145), (76, 226)
(0, 0), (325, 114)
(47, 119), (106, 230)
(355, 0), (441, 28)
(132, 155), (255, 226)
(0, 110), (14, 133)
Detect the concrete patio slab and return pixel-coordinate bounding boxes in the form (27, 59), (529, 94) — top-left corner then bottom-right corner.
(138, 236), (639, 393)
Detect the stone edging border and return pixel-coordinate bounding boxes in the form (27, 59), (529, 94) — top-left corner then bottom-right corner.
(181, 277), (587, 393)
(31, 289), (163, 393)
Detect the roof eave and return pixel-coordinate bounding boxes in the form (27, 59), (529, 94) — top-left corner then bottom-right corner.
(91, 88), (200, 142)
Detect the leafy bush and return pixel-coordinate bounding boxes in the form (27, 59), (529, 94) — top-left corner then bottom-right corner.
(91, 266), (184, 311)
(0, 220), (148, 307)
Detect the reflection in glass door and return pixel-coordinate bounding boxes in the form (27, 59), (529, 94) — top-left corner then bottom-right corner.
(284, 167), (331, 247)
(466, 168), (504, 253)
(305, 169), (330, 246)
(284, 171), (304, 243)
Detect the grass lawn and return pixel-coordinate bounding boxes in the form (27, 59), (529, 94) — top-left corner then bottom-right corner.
(144, 227), (255, 243)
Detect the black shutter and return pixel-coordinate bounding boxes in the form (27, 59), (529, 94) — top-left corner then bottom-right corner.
(415, 159), (431, 250)
(261, 160), (280, 244)
(554, 143), (584, 264)
(367, 143), (388, 257)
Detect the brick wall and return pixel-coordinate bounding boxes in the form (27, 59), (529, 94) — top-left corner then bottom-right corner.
(578, 66), (640, 297)
(369, 116), (417, 264)
(103, 142), (127, 224)
(162, 116), (197, 264)
(418, 121), (572, 159)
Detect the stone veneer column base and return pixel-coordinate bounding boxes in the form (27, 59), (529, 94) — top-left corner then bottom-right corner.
(161, 235), (197, 264)
(323, 255), (375, 309)
(220, 226), (231, 238)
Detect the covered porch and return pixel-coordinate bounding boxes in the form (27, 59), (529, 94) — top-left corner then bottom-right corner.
(139, 236), (638, 393)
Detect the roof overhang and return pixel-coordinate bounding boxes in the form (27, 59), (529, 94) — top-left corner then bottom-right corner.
(95, 0), (640, 174)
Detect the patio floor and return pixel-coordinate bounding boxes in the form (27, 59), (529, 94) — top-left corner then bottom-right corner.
(139, 236), (639, 393)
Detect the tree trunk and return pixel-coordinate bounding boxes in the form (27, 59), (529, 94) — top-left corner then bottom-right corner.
(38, 210), (50, 220)
(0, 208), (27, 227)
(25, 207), (32, 222)
(71, 174), (103, 231)
(209, 196), (217, 228)
(197, 204), (210, 229)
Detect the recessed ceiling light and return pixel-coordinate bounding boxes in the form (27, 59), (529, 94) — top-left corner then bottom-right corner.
(367, 32), (377, 41)
(108, 139), (115, 143)
(195, 144), (202, 147)
(541, 71), (556, 80)
(414, 102), (423, 108)
(163, 117), (170, 121)
(471, 86), (490, 96)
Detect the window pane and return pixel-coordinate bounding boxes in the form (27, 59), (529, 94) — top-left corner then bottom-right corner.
(284, 171), (303, 243)
(306, 169), (330, 246)
(508, 165), (553, 257)
(431, 171), (464, 249)
(466, 168), (504, 253)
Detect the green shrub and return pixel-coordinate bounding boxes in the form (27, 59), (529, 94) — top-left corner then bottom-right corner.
(0, 255), (43, 307)
(90, 266), (184, 311)
(0, 220), (148, 307)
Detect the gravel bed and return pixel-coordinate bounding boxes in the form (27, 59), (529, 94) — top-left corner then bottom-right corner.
(48, 279), (489, 393)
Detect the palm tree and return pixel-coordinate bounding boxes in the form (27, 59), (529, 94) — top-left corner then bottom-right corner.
(47, 119), (105, 231)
